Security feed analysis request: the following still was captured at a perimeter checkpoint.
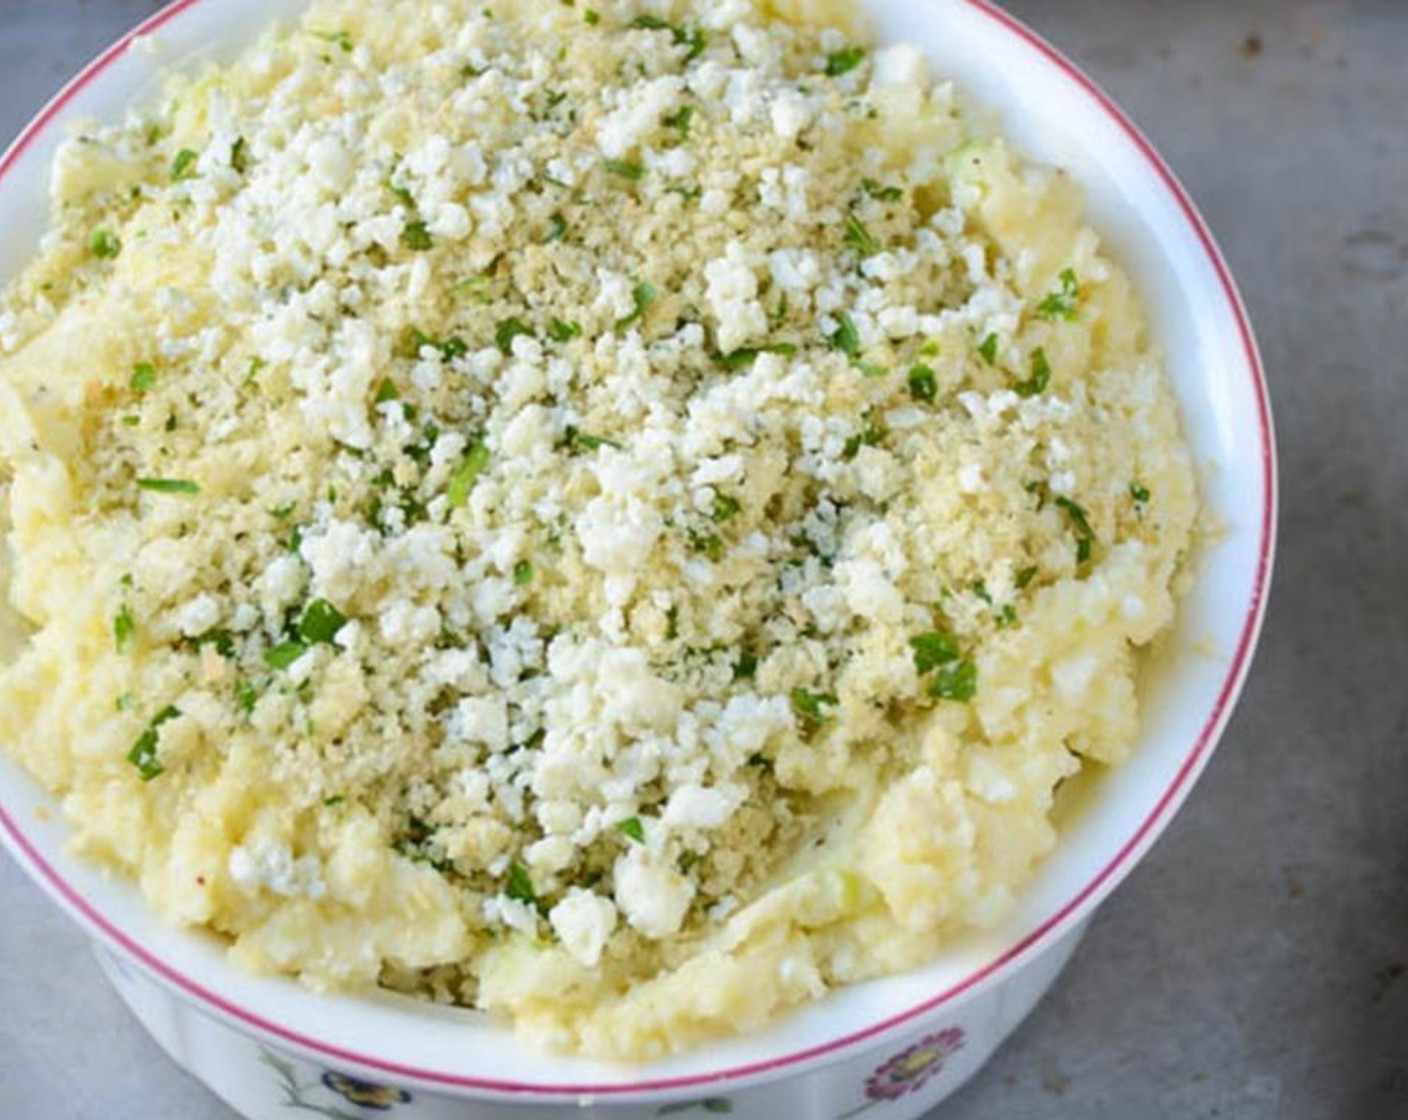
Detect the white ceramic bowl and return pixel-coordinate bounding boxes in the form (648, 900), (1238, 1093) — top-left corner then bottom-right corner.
(0, 1), (1276, 1117)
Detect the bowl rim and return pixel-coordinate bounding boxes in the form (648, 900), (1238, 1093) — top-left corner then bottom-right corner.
(0, 0), (1277, 1098)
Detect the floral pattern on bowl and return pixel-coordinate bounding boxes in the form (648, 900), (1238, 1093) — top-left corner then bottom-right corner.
(262, 1049), (412, 1116)
(837, 1028), (966, 1118)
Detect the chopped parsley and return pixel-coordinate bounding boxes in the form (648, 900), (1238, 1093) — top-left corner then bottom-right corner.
(298, 598), (347, 645)
(829, 312), (861, 359)
(127, 706), (181, 781)
(843, 214), (881, 257)
(584, 8), (600, 24)
(825, 46), (866, 76)
(688, 529), (724, 562)
(616, 281), (657, 328)
(170, 148), (199, 181)
(564, 427), (622, 453)
(234, 679), (260, 715)
(513, 560), (534, 586)
(374, 378), (401, 404)
(113, 606), (135, 652)
(977, 332), (999, 365)
(310, 29), (354, 52)
(548, 318), (583, 343)
(505, 861), (543, 912)
(1130, 482), (1151, 505)
(243, 356), (265, 386)
(908, 363), (938, 402)
(447, 442), (491, 508)
(1015, 564), (1040, 590)
(629, 16), (707, 61)
(495, 317), (535, 353)
(717, 342), (797, 369)
(909, 631), (961, 675)
(401, 220), (434, 251)
(1055, 496), (1096, 564)
(791, 688), (838, 726)
(862, 178), (904, 202)
(264, 642), (306, 670)
(663, 104), (696, 138)
(230, 136), (250, 174)
(546, 210), (569, 242)
(616, 817), (646, 843)
(90, 229), (121, 259)
(603, 158), (645, 181)
(733, 649), (758, 680)
(130, 362), (157, 392)
(136, 478), (200, 495)
(1014, 348), (1052, 397)
(1036, 268), (1081, 321)
(928, 659), (977, 702)
(711, 495), (741, 523)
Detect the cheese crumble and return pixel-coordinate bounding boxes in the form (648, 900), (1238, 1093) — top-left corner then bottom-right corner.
(0, 0), (1196, 1058)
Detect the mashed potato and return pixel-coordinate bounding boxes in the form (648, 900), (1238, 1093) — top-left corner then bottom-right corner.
(0, 0), (1195, 1058)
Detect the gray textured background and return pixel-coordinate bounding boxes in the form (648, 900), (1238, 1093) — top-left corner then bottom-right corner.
(1, 1), (1405, 1117)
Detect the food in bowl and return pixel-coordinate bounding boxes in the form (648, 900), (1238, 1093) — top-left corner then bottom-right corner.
(0, 0), (1196, 1059)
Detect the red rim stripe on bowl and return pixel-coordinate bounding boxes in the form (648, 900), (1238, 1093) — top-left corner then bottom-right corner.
(0, 0), (1276, 1097)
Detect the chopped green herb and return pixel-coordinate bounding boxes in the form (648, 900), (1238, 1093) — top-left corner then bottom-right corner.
(1055, 496), (1096, 564)
(323, 795), (345, 807)
(584, 8), (600, 24)
(113, 606), (135, 652)
(603, 158), (645, 181)
(971, 581), (993, 605)
(629, 14), (672, 30)
(733, 649), (758, 680)
(401, 220), (434, 251)
(564, 426), (622, 453)
(374, 378), (401, 404)
(928, 659), (977, 702)
(616, 817), (646, 843)
(843, 213), (880, 257)
(1014, 347), (1052, 397)
(299, 598), (348, 645)
(909, 631), (961, 675)
(130, 362), (157, 392)
(616, 281), (657, 328)
(861, 178), (904, 202)
(908, 363), (938, 402)
(120, 415), (141, 428)
(1036, 268), (1081, 321)
(127, 705), (181, 781)
(1015, 565), (1039, 590)
(136, 478), (200, 495)
(230, 136), (250, 174)
(548, 318), (583, 343)
(387, 180), (416, 209)
(269, 504), (295, 521)
(1130, 482), (1151, 504)
(629, 16), (706, 60)
(791, 688), (838, 725)
(680, 25), (708, 61)
(242, 356), (265, 386)
(310, 29), (353, 52)
(999, 603), (1018, 627)
(689, 529), (724, 562)
(842, 414), (887, 459)
(170, 148), (199, 181)
(264, 641), (306, 670)
(513, 560), (534, 586)
(663, 104), (695, 138)
(718, 342), (797, 369)
(447, 442), (491, 508)
(546, 210), (569, 242)
(829, 312), (861, 359)
(978, 332), (999, 365)
(90, 229), (121, 259)
(235, 679), (259, 715)
(825, 46), (866, 76)
(505, 861), (542, 911)
(494, 317), (534, 354)
(857, 361), (888, 378)
(711, 495), (741, 523)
